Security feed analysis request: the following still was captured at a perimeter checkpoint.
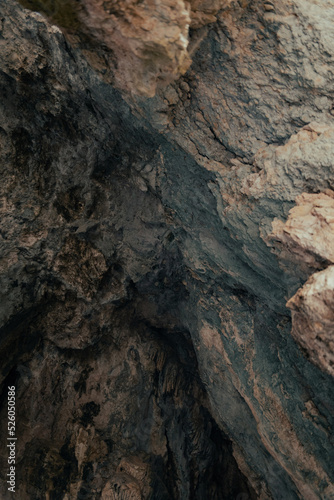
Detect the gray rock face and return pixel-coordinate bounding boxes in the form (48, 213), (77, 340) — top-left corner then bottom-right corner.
(0, 0), (334, 499)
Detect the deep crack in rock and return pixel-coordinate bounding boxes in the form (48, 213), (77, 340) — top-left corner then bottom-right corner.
(1, 0), (334, 498)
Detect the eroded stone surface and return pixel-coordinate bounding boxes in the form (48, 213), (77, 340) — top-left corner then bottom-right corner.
(268, 190), (334, 377)
(77, 0), (192, 96)
(268, 190), (334, 277)
(287, 266), (334, 378)
(0, 0), (334, 498)
(18, 0), (232, 96)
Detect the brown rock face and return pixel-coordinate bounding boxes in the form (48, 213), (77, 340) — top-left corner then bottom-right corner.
(287, 266), (334, 377)
(270, 189), (334, 377)
(77, 0), (192, 96)
(1, 0), (334, 498)
(18, 0), (231, 96)
(268, 190), (334, 276)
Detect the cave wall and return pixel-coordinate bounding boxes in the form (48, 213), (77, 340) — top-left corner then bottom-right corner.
(0, 0), (334, 498)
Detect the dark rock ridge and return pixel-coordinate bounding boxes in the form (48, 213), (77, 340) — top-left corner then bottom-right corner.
(0, 0), (334, 498)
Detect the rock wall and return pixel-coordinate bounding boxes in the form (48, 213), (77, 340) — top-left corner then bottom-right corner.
(0, 0), (334, 498)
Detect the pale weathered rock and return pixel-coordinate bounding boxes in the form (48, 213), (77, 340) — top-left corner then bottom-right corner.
(77, 0), (192, 96)
(18, 0), (232, 96)
(189, 0), (232, 28)
(244, 125), (334, 202)
(287, 266), (334, 377)
(268, 189), (334, 376)
(268, 190), (334, 276)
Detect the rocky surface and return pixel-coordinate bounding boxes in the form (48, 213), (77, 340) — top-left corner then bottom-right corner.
(271, 190), (334, 377)
(287, 265), (334, 378)
(0, 0), (334, 499)
(17, 0), (232, 96)
(269, 190), (334, 274)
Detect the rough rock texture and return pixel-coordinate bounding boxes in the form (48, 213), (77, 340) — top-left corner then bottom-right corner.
(287, 266), (334, 378)
(270, 190), (334, 377)
(0, 0), (334, 499)
(269, 190), (334, 276)
(17, 0), (232, 96)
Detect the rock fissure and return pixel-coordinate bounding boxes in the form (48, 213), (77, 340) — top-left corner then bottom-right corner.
(1, 0), (334, 498)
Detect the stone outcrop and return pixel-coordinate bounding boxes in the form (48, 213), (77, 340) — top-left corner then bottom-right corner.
(287, 265), (334, 377)
(269, 190), (334, 271)
(18, 0), (232, 96)
(269, 190), (334, 377)
(1, 0), (334, 498)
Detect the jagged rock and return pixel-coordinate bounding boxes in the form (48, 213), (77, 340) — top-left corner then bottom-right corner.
(287, 266), (334, 377)
(269, 190), (334, 272)
(244, 124), (334, 202)
(189, 0), (232, 28)
(17, 0), (231, 96)
(76, 0), (193, 96)
(0, 0), (334, 498)
(268, 190), (334, 375)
